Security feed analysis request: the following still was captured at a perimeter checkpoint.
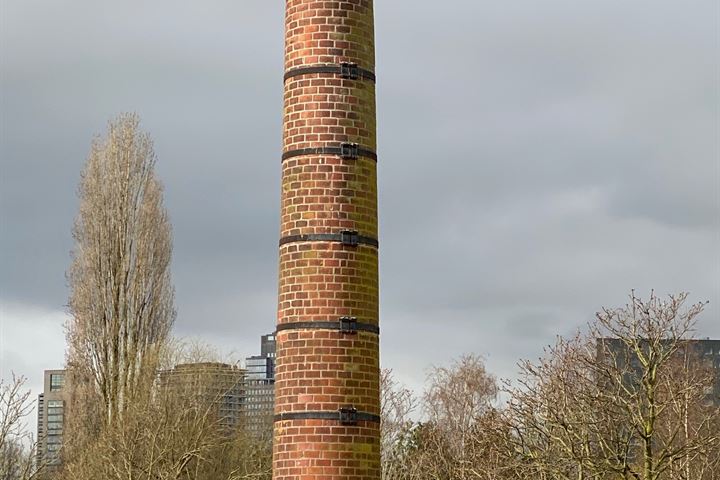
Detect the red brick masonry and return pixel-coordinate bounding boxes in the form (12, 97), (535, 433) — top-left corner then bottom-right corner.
(274, 1), (381, 478)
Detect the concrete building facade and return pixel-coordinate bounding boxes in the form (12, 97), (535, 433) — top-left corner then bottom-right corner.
(36, 369), (66, 469)
(274, 1), (381, 477)
(158, 362), (246, 430)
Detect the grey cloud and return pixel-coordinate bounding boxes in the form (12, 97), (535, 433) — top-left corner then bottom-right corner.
(1, 0), (718, 392)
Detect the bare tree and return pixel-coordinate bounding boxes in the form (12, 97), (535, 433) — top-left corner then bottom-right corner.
(375, 293), (717, 480)
(380, 369), (417, 480)
(61, 374), (224, 480)
(66, 112), (175, 428)
(419, 354), (499, 479)
(0, 374), (43, 480)
(61, 340), (272, 480)
(222, 433), (272, 480)
(504, 333), (619, 479)
(592, 292), (718, 480)
(503, 292), (719, 480)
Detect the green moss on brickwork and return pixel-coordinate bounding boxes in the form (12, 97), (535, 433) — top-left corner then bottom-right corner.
(353, 442), (374, 454)
(344, 362), (360, 372)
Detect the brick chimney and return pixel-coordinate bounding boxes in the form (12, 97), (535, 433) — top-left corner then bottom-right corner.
(273, 0), (380, 478)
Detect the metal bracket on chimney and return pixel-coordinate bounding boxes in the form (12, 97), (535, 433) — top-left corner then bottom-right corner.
(340, 62), (360, 80)
(339, 407), (359, 425)
(340, 230), (359, 246)
(340, 142), (359, 160)
(339, 317), (359, 334)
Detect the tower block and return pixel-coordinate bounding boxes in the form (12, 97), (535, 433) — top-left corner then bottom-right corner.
(274, 1), (380, 478)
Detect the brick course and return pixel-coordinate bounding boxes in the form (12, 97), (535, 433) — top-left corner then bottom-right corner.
(280, 157), (377, 237)
(285, 1), (375, 71)
(283, 76), (376, 153)
(275, 0), (380, 478)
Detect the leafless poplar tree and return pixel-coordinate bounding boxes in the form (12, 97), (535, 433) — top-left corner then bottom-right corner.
(66, 112), (175, 427)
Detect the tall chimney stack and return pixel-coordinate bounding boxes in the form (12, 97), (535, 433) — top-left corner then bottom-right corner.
(274, 0), (380, 478)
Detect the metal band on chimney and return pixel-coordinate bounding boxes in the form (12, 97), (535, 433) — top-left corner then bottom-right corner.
(279, 231), (379, 248)
(274, 410), (381, 425)
(276, 319), (380, 335)
(284, 63), (376, 83)
(281, 144), (378, 162)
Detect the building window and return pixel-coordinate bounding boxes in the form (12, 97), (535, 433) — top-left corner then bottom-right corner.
(50, 374), (65, 391)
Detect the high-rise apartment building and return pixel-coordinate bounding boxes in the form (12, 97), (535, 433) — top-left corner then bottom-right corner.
(158, 362), (245, 430)
(242, 333), (275, 435)
(158, 335), (275, 436)
(36, 369), (66, 469)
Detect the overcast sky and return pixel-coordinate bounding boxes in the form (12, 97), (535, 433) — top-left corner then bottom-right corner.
(1, 0), (718, 407)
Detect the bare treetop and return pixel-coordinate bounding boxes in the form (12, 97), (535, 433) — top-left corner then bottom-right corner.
(66, 112), (175, 427)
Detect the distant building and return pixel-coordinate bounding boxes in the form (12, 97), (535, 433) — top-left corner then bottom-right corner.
(684, 338), (720, 402)
(158, 362), (245, 430)
(599, 337), (720, 404)
(33, 334), (277, 464)
(242, 334), (276, 435)
(36, 369), (66, 469)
